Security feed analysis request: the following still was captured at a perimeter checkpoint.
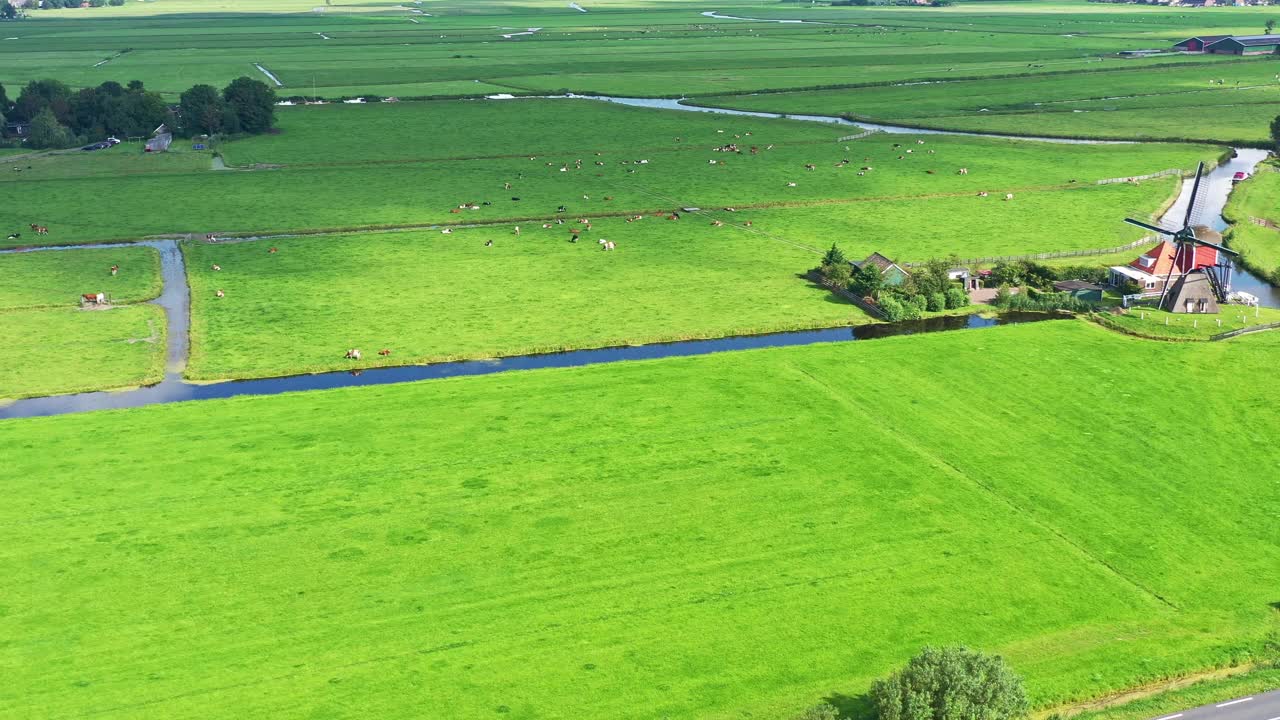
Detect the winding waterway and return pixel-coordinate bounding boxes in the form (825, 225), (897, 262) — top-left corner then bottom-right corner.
(2, 94), (1274, 419)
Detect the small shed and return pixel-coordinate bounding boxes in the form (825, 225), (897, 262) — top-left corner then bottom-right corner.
(1053, 280), (1106, 303)
(853, 252), (911, 287)
(145, 132), (172, 153)
(1204, 34), (1280, 54)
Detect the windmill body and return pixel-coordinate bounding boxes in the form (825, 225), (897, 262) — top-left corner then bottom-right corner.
(1118, 162), (1239, 314)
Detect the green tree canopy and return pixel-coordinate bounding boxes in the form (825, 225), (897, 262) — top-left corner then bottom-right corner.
(0, 1), (16, 20)
(1271, 115), (1280, 152)
(26, 107), (74, 149)
(821, 243), (848, 269)
(222, 76), (276, 134)
(872, 646), (1028, 720)
(180, 83), (231, 136)
(14, 79), (72, 124)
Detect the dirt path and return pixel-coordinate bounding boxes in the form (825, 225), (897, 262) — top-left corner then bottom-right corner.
(1037, 664), (1258, 719)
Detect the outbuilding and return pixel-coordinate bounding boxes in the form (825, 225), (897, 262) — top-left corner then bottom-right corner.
(1052, 280), (1106, 303)
(1172, 34), (1229, 51)
(853, 252), (911, 287)
(1203, 34), (1280, 54)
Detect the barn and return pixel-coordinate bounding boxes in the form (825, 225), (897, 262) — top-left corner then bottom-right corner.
(1203, 34), (1280, 54)
(1172, 35), (1229, 51)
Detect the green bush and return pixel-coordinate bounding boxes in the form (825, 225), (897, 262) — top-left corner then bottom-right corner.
(994, 284), (1013, 307)
(872, 646), (1029, 720)
(907, 294), (928, 314)
(791, 702), (843, 720)
(927, 292), (946, 313)
(945, 287), (969, 310)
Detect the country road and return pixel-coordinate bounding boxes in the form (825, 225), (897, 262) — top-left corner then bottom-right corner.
(1151, 688), (1280, 720)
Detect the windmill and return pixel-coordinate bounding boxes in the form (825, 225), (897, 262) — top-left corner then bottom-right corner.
(1122, 161), (1238, 313)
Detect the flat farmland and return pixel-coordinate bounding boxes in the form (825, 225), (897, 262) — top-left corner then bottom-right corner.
(1224, 165), (1280, 281)
(699, 60), (1280, 143)
(1, 321), (1276, 718)
(0, 246), (160, 309)
(181, 219), (860, 380)
(0, 304), (165, 399)
(2, 99), (1219, 251)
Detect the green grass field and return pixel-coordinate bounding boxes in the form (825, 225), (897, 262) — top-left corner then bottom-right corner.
(0, 246), (160, 309)
(181, 219), (863, 380)
(1072, 668), (1280, 720)
(1224, 165), (1280, 282)
(1098, 305), (1280, 340)
(2, 321), (1276, 718)
(0, 304), (166, 400)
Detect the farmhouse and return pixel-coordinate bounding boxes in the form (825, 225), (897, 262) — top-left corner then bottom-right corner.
(1108, 240), (1228, 290)
(853, 252), (911, 286)
(1204, 34), (1280, 54)
(145, 132), (172, 153)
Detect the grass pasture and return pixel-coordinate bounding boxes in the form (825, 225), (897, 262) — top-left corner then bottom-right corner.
(0, 304), (166, 400)
(181, 219), (862, 380)
(1, 321), (1277, 718)
(1224, 164), (1280, 282)
(0, 246), (161, 309)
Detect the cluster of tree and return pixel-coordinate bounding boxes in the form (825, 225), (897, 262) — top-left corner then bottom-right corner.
(993, 286), (1096, 314)
(819, 246), (969, 322)
(1271, 115), (1280, 154)
(987, 260), (1107, 291)
(789, 646), (1028, 720)
(1, 1), (19, 19)
(178, 77), (277, 136)
(2, 76), (276, 149)
(14, 0), (125, 9)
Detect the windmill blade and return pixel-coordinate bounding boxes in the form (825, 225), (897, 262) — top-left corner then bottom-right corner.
(1182, 161), (1205, 231)
(1124, 218), (1177, 236)
(1191, 237), (1239, 256)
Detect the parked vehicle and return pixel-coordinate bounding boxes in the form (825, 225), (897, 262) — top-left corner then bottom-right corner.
(1232, 171), (1248, 183)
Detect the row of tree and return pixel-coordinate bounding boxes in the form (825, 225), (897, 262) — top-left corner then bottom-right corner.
(2, 0), (125, 12)
(1, 76), (277, 149)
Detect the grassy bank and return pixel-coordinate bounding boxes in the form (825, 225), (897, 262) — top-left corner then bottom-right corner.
(1066, 667), (1280, 720)
(1224, 165), (1280, 284)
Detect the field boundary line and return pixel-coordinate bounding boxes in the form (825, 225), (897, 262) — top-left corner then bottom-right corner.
(783, 362), (1181, 611)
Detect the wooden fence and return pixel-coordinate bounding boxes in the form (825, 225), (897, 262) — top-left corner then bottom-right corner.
(808, 270), (887, 319)
(1095, 168), (1182, 185)
(905, 235), (1156, 269)
(1210, 321), (1280, 341)
(836, 129), (879, 143)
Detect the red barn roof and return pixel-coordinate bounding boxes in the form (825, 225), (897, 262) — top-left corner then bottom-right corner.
(1129, 241), (1220, 277)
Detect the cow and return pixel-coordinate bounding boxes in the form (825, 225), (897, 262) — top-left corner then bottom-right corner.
(269, 247), (278, 254)
(34, 225), (49, 235)
(958, 168), (969, 175)
(1004, 193), (1014, 201)
(378, 349), (392, 356)
(211, 264), (221, 271)
(6, 233), (18, 240)
(344, 348), (362, 360)
(110, 265), (119, 276)
(215, 289), (225, 298)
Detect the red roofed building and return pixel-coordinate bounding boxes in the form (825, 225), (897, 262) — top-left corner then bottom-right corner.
(1109, 241), (1225, 290)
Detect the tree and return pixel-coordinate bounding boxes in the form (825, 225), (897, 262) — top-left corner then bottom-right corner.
(0, 82), (9, 115)
(849, 262), (884, 299)
(127, 79), (145, 93)
(222, 76), (276, 134)
(26, 107), (73, 149)
(1, 1), (16, 20)
(821, 243), (848, 269)
(14, 79), (72, 123)
(872, 646), (1028, 720)
(179, 83), (231, 136)
(927, 292), (946, 312)
(944, 287), (969, 310)
(994, 284), (1013, 307)
(1266, 19), (1275, 34)
(1271, 114), (1280, 152)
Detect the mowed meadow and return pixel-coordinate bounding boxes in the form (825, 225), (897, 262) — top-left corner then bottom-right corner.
(2, 321), (1278, 719)
(0, 247), (166, 399)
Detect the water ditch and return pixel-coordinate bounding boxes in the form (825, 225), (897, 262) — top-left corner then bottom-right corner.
(3, 95), (1276, 417)
(0, 312), (1063, 420)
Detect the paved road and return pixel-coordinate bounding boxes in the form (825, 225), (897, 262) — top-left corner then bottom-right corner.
(1150, 688), (1280, 720)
